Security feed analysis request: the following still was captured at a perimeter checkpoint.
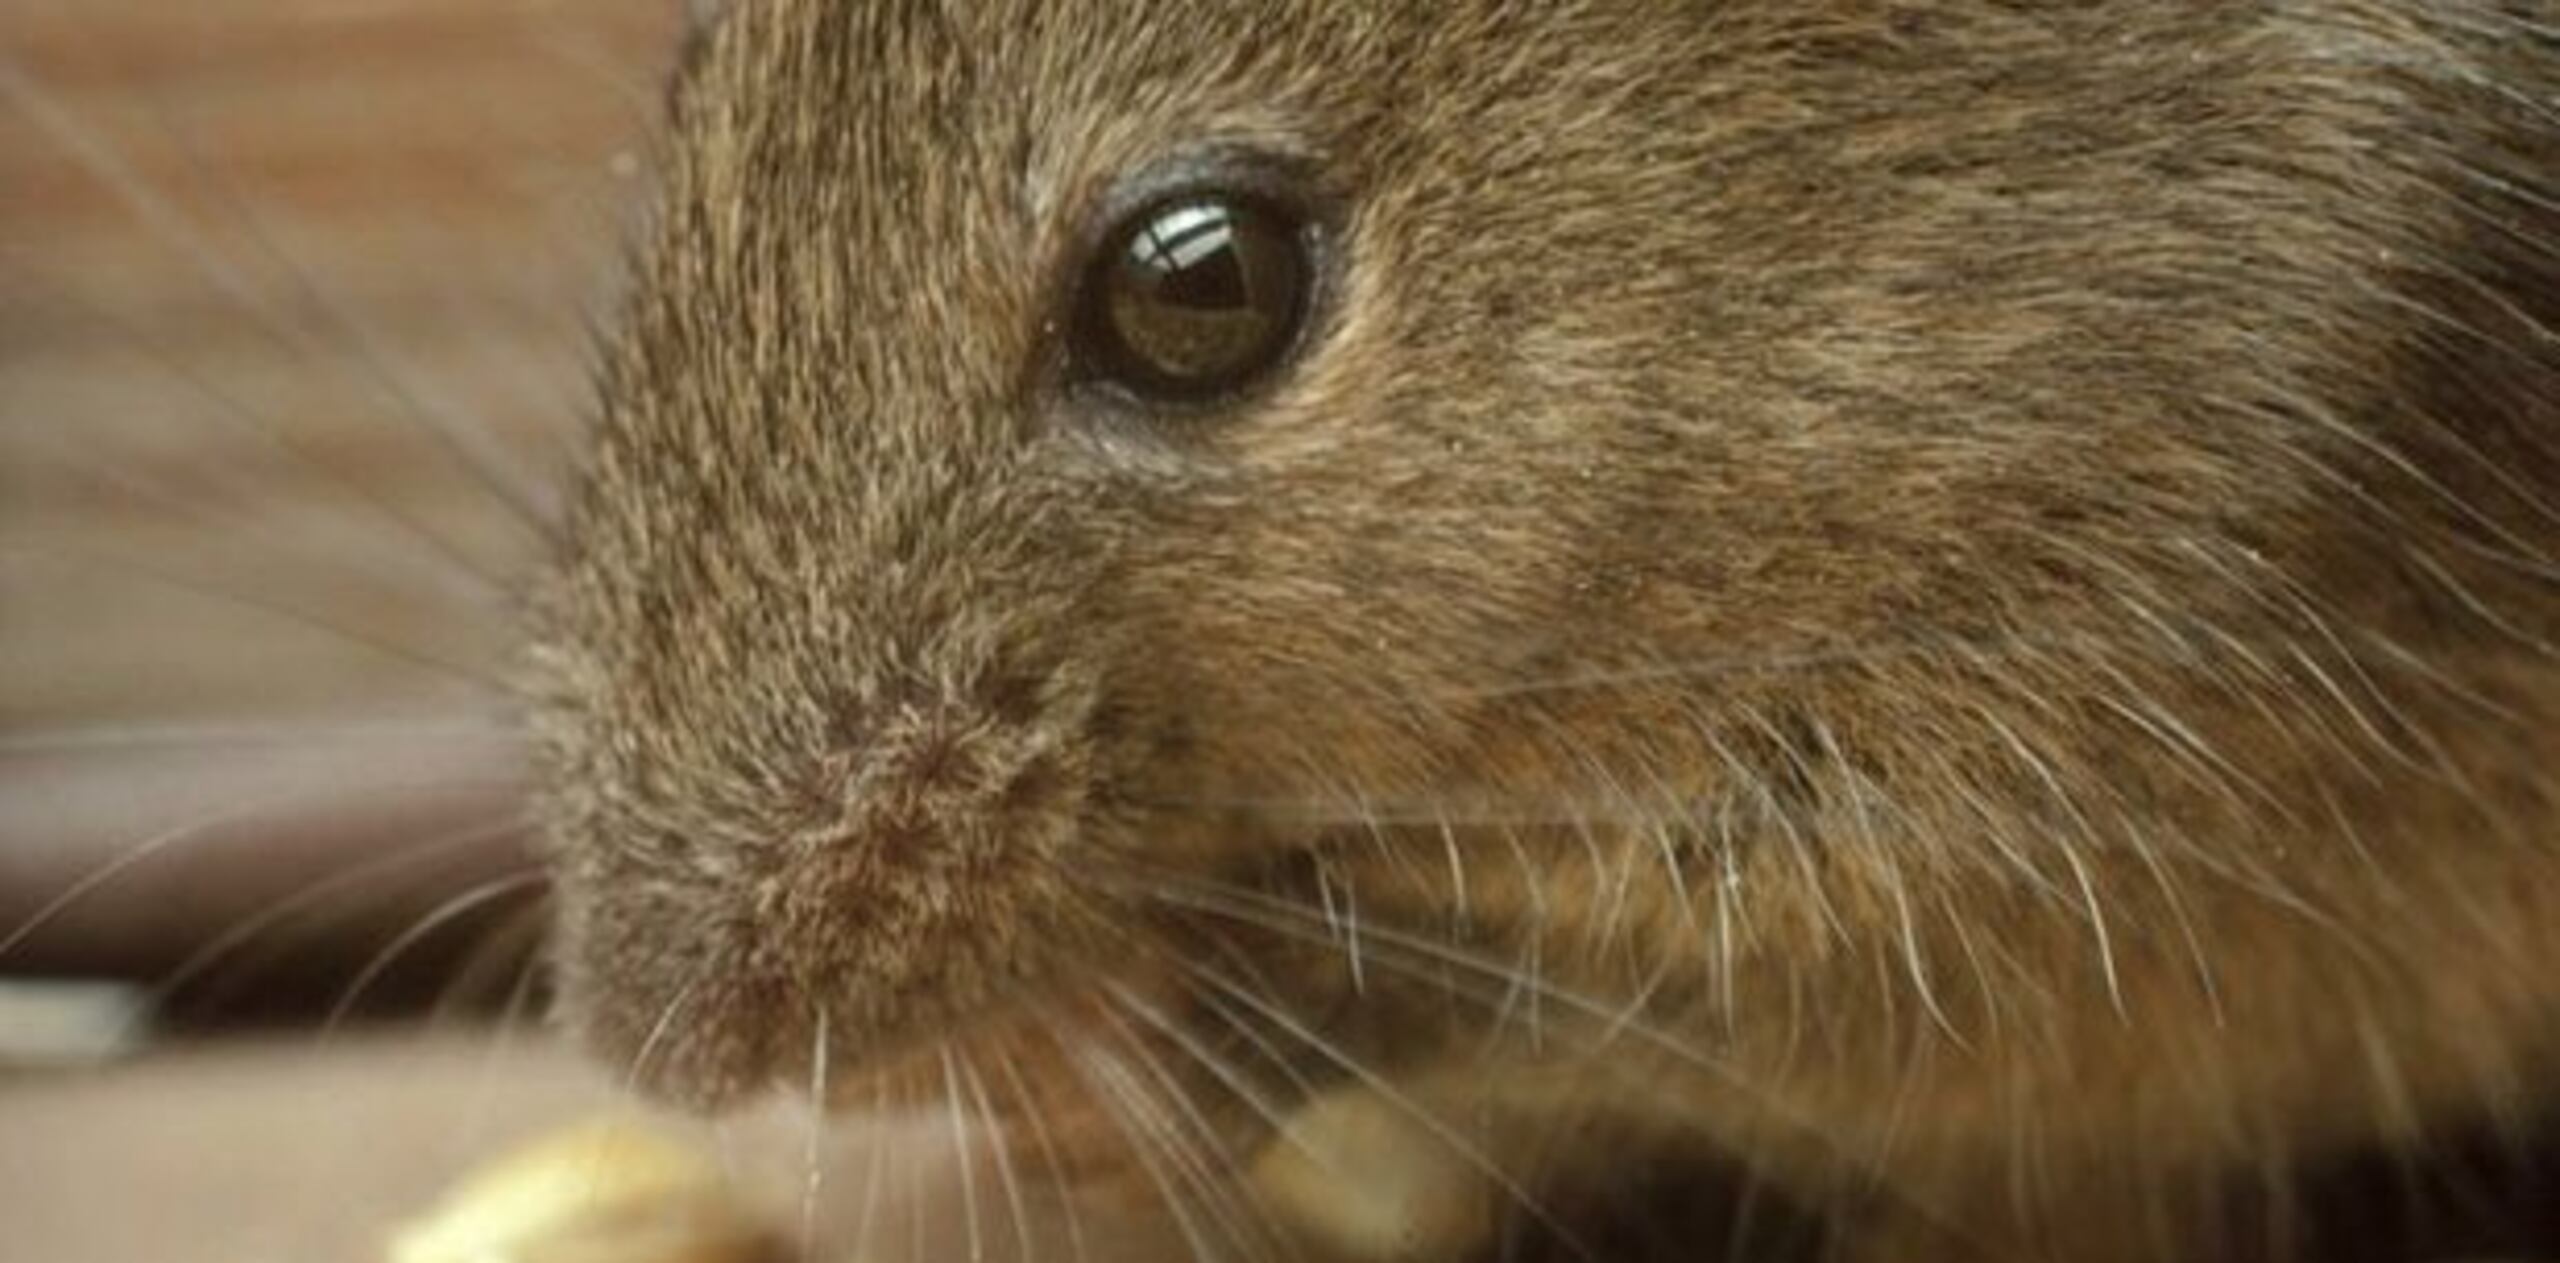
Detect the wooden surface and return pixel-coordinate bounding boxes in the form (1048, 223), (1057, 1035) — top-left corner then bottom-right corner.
(0, 0), (678, 976)
(1, 0), (675, 725)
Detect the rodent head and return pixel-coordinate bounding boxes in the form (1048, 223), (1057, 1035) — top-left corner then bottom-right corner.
(529, 0), (2558, 1135)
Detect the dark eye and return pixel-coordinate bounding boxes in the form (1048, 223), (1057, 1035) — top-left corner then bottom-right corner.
(1072, 192), (1312, 403)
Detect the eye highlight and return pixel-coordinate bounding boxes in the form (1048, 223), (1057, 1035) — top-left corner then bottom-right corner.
(1071, 191), (1313, 404)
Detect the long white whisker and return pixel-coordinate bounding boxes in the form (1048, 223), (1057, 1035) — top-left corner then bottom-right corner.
(1178, 959), (1596, 1263)
(458, 934), (554, 1146)
(1444, 630), (2082, 701)
(132, 69), (565, 537)
(1102, 980), (1299, 1142)
(134, 812), (527, 1025)
(952, 1046), (1038, 1263)
(1088, 998), (1287, 1263)
(0, 540), (503, 687)
(940, 1044), (989, 1263)
(1110, 864), (1975, 1245)
(993, 1040), (1092, 1263)
(20, 277), (523, 601)
(802, 1006), (832, 1256)
(0, 52), (556, 535)
(849, 1078), (892, 1262)
(1052, 1018), (1224, 1263)
(620, 973), (707, 1099)
(319, 869), (548, 1036)
(1180, 944), (1331, 1104)
(0, 715), (514, 756)
(1, 790), (323, 963)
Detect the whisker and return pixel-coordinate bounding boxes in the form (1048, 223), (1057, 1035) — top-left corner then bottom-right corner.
(0, 55), (317, 369)
(1443, 630), (2080, 702)
(1088, 999), (1288, 1263)
(1178, 944), (1332, 1106)
(1121, 789), (1734, 832)
(0, 715), (514, 756)
(1177, 958), (1596, 1263)
(1310, 858), (1362, 995)
(620, 973), (707, 1100)
(939, 1044), (989, 1263)
(1050, 1016), (1224, 1263)
(1116, 868), (1686, 1063)
(457, 927), (554, 1146)
(16, 275), (525, 601)
(1108, 864), (1979, 1246)
(5, 48), (563, 537)
(403, 897), (551, 1195)
(0, 540), (505, 688)
(11, 368), (522, 608)
(513, 8), (668, 116)
(318, 868), (549, 1037)
(190, 183), (565, 536)
(992, 1040), (1093, 1263)
(850, 1078), (891, 1263)
(1095, 1036), (1274, 1263)
(134, 811), (528, 1025)
(0, 789), (327, 963)
(802, 1005), (832, 1257)
(1434, 815), (1471, 924)
(905, 1071), (930, 1263)
(1101, 980), (1300, 1145)
(952, 1046), (1039, 1263)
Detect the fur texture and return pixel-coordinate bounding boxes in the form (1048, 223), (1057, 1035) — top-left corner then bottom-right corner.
(530, 3), (2560, 1258)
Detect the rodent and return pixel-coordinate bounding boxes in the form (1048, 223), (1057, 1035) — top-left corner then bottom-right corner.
(525, 3), (2560, 1260)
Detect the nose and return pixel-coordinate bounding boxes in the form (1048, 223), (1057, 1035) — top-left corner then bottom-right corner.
(560, 668), (1093, 1111)
(763, 696), (1028, 956)
(799, 689), (1053, 853)
(751, 686), (1086, 1040)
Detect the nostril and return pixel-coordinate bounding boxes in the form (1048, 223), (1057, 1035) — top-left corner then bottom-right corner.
(892, 723), (984, 793)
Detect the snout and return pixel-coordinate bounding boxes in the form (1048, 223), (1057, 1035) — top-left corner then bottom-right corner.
(549, 681), (1101, 1110)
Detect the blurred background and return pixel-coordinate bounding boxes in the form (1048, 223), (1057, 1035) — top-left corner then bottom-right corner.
(0, 4), (695, 1258)
(1, 0), (675, 1040)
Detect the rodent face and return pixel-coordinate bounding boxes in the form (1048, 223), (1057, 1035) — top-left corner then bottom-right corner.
(531, 0), (2558, 1174)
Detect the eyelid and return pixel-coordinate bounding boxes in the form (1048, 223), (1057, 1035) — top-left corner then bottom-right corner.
(1080, 143), (1332, 238)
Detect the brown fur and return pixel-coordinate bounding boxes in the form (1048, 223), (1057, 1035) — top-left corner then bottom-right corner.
(528, 3), (2560, 1259)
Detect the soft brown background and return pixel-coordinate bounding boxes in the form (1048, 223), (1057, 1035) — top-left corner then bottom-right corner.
(0, 2), (691, 1258)
(2, 0), (670, 724)
(1, 0), (676, 982)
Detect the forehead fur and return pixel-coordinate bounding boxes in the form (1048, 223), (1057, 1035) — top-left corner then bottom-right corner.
(561, 0), (2556, 802)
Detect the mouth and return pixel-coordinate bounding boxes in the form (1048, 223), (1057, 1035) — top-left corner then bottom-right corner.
(736, 818), (1329, 1108)
(553, 749), (1353, 1187)
(743, 945), (1303, 1198)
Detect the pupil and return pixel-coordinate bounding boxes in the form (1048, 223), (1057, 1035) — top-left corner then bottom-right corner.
(1094, 194), (1304, 397)
(1129, 202), (1252, 308)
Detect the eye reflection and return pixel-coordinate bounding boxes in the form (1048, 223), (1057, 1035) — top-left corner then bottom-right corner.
(1074, 192), (1311, 403)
